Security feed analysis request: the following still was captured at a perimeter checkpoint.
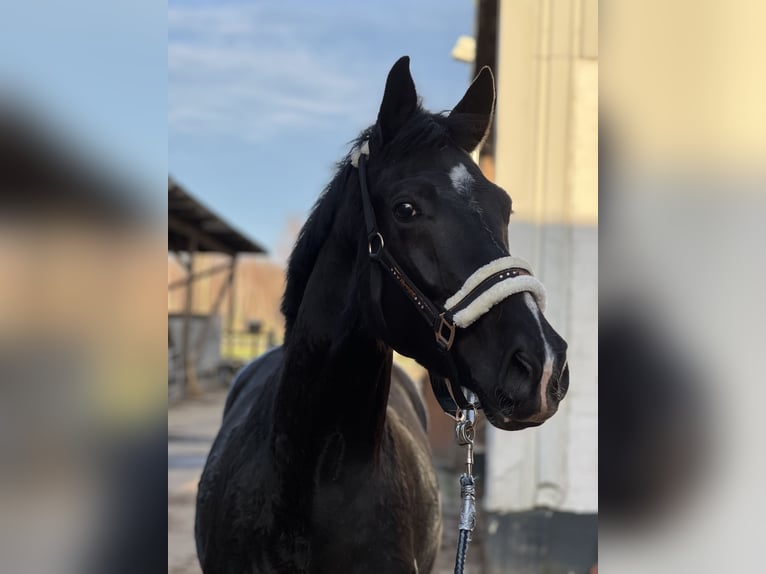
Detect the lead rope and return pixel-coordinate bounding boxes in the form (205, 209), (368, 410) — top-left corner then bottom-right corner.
(453, 396), (478, 574)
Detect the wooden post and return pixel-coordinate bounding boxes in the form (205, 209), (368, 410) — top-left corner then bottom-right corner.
(193, 261), (234, 358)
(182, 237), (202, 397)
(227, 256), (237, 357)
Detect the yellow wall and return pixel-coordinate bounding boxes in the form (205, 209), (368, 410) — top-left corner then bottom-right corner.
(494, 0), (598, 226)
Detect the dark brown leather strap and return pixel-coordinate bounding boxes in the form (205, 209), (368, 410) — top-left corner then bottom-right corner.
(358, 154), (457, 351)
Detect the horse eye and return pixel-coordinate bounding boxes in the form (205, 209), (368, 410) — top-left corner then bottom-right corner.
(394, 202), (418, 220)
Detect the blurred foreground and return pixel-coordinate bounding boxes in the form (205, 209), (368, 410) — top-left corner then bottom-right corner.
(600, 1), (766, 571)
(0, 100), (166, 573)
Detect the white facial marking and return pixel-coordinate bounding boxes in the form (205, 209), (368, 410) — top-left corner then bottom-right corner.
(449, 163), (473, 196)
(524, 293), (554, 414)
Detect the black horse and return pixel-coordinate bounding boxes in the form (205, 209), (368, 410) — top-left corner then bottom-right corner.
(195, 57), (569, 573)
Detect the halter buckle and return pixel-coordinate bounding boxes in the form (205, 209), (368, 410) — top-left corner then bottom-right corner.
(435, 313), (456, 350)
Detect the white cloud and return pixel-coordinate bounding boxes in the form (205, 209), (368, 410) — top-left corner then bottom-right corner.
(168, 3), (376, 142)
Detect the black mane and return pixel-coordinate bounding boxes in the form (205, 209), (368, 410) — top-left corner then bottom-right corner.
(279, 154), (356, 337)
(280, 107), (456, 336)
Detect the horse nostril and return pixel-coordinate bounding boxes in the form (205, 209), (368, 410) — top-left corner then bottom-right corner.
(549, 373), (561, 393)
(548, 360), (569, 400)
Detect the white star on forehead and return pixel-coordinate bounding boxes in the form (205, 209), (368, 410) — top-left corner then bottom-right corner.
(449, 163), (473, 197)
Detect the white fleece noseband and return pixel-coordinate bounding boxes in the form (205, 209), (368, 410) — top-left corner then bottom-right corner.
(445, 256), (547, 328)
(350, 140), (370, 168)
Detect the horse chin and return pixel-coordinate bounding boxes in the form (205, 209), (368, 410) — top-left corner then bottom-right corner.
(465, 387), (540, 431)
(483, 399), (561, 430)
(482, 408), (545, 431)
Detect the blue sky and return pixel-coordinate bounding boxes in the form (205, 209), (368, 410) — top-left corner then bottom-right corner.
(1, 1), (166, 202)
(169, 0), (475, 258)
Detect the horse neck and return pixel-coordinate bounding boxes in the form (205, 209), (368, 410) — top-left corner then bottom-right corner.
(273, 232), (392, 459)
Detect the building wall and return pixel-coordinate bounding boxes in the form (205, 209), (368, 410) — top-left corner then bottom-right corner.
(486, 0), (598, 519)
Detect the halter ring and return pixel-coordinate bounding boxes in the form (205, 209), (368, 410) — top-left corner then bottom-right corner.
(368, 232), (384, 257)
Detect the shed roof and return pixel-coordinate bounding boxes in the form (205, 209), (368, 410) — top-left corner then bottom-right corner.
(168, 177), (266, 255)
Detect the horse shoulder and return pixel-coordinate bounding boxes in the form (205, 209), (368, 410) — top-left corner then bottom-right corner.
(196, 349), (284, 567)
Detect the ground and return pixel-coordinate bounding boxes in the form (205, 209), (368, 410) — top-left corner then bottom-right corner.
(168, 388), (484, 573)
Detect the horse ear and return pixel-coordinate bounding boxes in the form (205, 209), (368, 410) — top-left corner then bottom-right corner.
(448, 66), (495, 153)
(376, 56), (418, 146)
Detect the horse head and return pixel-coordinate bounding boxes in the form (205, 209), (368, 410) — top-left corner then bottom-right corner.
(359, 57), (569, 430)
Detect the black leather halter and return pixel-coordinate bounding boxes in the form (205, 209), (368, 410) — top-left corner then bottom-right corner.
(357, 154), (477, 418)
